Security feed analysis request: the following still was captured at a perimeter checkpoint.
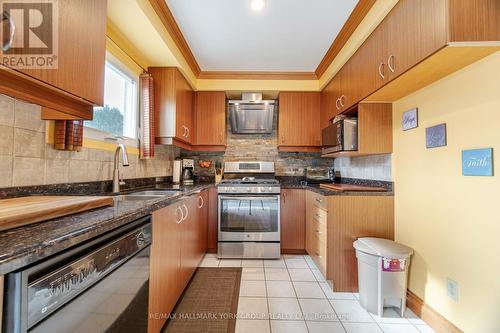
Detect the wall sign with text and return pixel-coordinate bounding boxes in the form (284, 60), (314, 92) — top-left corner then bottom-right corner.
(426, 123), (447, 149)
(462, 148), (493, 176)
(402, 108), (418, 131)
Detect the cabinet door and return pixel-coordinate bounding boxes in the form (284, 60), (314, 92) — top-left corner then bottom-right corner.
(320, 75), (341, 129)
(195, 92), (226, 146)
(196, 190), (209, 259)
(207, 187), (218, 253)
(278, 92), (321, 147)
(180, 196), (198, 285)
(280, 189), (306, 251)
(386, 0), (447, 81)
(149, 203), (183, 333)
(363, 20), (390, 93)
(16, 0), (106, 105)
(305, 191), (315, 256)
(175, 70), (194, 144)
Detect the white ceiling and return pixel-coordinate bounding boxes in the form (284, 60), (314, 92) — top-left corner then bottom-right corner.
(165, 0), (359, 72)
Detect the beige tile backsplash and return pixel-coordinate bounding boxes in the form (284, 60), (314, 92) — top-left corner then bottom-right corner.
(333, 155), (392, 181)
(0, 93), (178, 188)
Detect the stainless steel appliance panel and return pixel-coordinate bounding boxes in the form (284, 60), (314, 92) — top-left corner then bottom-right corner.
(218, 242), (280, 259)
(218, 195), (280, 242)
(3, 217), (151, 333)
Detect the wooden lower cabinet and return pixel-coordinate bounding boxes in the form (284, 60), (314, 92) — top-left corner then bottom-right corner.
(207, 187), (218, 253)
(326, 195), (394, 292)
(280, 189), (306, 253)
(196, 190), (209, 256)
(305, 191), (328, 276)
(149, 190), (210, 333)
(149, 201), (183, 333)
(305, 191), (394, 292)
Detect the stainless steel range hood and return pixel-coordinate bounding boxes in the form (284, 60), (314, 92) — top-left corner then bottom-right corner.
(228, 93), (276, 134)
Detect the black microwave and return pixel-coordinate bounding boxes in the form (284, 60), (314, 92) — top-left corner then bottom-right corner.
(322, 118), (358, 154)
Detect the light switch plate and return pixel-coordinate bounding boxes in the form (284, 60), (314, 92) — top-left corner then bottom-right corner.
(446, 278), (459, 302)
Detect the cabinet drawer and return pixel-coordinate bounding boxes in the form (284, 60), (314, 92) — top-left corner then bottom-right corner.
(312, 218), (326, 240)
(311, 237), (327, 276)
(312, 206), (327, 224)
(309, 191), (327, 211)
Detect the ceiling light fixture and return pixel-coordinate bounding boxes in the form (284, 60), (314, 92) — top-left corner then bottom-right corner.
(250, 0), (266, 12)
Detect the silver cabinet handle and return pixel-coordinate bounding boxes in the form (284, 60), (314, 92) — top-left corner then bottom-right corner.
(335, 98), (341, 110)
(182, 125), (188, 138)
(315, 229), (323, 235)
(315, 213), (322, 218)
(315, 198), (322, 203)
(197, 196), (204, 208)
(185, 126), (190, 138)
(388, 54), (395, 73)
(378, 62), (385, 79)
(175, 206), (184, 224)
(182, 204), (188, 221)
(2, 11), (15, 52)
(340, 95), (346, 107)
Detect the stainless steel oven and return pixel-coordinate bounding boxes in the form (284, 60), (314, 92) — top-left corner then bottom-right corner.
(217, 161), (281, 259)
(3, 217), (151, 333)
(218, 195), (280, 242)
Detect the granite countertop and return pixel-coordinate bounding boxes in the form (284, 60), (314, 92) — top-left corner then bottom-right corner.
(278, 177), (394, 196)
(0, 183), (215, 275)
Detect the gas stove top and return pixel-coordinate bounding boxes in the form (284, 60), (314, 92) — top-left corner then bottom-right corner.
(218, 161), (281, 194)
(220, 177), (280, 185)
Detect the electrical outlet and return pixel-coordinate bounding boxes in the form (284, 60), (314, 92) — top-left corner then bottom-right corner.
(446, 278), (459, 302)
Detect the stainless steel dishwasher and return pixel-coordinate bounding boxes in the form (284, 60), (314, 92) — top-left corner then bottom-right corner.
(2, 216), (152, 333)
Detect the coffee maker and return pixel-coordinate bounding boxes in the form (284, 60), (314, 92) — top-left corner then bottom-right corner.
(181, 159), (194, 185)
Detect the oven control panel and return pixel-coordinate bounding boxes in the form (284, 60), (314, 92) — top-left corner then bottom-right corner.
(217, 186), (281, 194)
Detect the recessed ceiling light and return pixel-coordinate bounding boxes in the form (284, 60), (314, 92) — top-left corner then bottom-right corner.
(250, 0), (266, 12)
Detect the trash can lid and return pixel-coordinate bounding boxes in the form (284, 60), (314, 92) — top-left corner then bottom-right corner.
(353, 237), (413, 258)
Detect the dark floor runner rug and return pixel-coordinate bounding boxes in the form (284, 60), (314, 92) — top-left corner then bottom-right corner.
(162, 268), (242, 333)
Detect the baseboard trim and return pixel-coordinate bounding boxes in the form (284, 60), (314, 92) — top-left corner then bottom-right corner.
(406, 290), (463, 333)
(281, 249), (307, 255)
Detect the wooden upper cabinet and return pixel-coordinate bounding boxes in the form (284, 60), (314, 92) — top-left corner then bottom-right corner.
(278, 92), (321, 150)
(385, 0), (447, 81)
(280, 189), (306, 252)
(448, 0), (500, 42)
(175, 70), (194, 145)
(150, 67), (194, 146)
(195, 91), (226, 147)
(0, 0), (106, 119)
(326, 0), (500, 108)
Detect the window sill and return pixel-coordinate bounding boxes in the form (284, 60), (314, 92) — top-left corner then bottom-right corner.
(84, 126), (139, 148)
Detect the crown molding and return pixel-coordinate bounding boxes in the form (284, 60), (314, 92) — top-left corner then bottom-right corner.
(149, 0), (375, 81)
(198, 71), (318, 80)
(148, 0), (201, 76)
(315, 0), (376, 78)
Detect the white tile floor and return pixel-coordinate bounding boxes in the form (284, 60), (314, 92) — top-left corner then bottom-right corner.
(200, 254), (437, 333)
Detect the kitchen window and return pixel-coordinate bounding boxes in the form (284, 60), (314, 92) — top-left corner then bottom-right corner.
(85, 54), (139, 141)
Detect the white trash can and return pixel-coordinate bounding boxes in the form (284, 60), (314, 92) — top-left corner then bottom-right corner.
(353, 237), (413, 317)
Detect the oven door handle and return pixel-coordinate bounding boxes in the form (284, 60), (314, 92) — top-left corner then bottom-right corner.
(219, 195), (279, 201)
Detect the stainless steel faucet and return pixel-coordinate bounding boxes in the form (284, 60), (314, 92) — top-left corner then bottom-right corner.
(113, 144), (129, 193)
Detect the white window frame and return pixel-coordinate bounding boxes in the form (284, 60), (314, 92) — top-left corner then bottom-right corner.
(84, 51), (140, 147)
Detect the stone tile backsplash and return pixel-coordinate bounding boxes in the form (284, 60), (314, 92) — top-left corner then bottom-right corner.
(181, 108), (333, 178)
(0, 93), (392, 187)
(0, 94), (177, 187)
